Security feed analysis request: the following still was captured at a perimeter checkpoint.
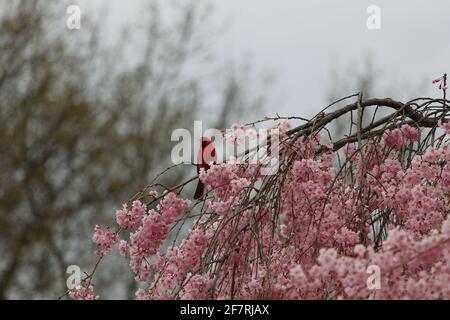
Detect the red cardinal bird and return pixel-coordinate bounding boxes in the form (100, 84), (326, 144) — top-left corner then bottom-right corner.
(194, 137), (216, 199)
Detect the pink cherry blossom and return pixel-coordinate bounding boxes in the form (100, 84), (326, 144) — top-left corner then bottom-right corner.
(115, 200), (146, 229)
(69, 285), (99, 300)
(92, 225), (117, 257)
(118, 240), (129, 258)
(439, 120), (450, 134)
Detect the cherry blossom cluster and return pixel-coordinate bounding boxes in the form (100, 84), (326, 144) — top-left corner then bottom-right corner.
(92, 225), (117, 257)
(115, 200), (146, 229)
(383, 124), (420, 149)
(126, 193), (191, 281)
(78, 119), (449, 300)
(69, 285), (99, 300)
(142, 228), (212, 299)
(283, 216), (450, 299)
(89, 192), (191, 292)
(439, 120), (450, 134)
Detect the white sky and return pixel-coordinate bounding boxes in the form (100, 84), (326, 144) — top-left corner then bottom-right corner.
(79, 0), (450, 119)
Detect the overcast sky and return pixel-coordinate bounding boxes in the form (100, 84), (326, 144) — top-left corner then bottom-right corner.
(80, 0), (450, 119)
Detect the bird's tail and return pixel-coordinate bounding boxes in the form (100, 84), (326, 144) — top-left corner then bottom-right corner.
(193, 181), (205, 199)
